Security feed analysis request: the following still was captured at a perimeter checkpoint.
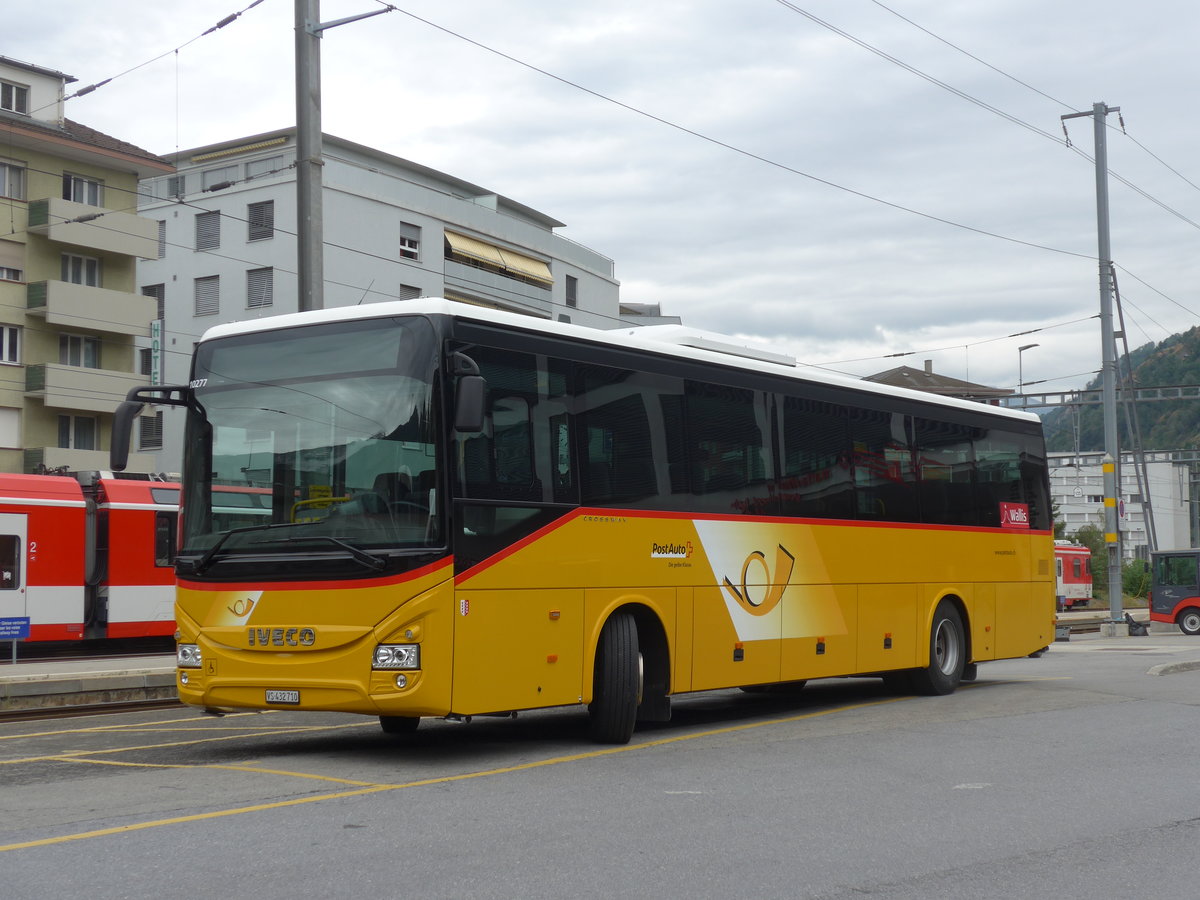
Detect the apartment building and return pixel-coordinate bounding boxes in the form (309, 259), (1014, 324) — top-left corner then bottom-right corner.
(1050, 450), (1196, 558)
(0, 57), (173, 474)
(137, 127), (623, 471)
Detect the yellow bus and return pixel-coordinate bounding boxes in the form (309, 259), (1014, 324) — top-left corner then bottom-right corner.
(112, 299), (1055, 743)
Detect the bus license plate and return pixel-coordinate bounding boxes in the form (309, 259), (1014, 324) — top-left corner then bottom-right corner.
(265, 689), (300, 705)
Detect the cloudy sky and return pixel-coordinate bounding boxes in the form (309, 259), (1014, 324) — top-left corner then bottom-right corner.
(12, 0), (1200, 394)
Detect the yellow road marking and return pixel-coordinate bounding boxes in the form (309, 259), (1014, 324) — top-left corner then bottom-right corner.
(0, 710), (274, 742)
(1, 721), (375, 766)
(0, 695), (903, 853)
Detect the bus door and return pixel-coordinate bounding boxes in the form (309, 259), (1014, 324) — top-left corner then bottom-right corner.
(0, 513), (25, 621)
(1152, 552), (1200, 619)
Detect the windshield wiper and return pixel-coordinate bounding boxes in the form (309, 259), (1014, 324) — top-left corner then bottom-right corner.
(193, 522), (309, 574)
(273, 535), (387, 572)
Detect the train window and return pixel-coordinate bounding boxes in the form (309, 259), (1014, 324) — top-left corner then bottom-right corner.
(0, 534), (18, 589)
(155, 512), (177, 567)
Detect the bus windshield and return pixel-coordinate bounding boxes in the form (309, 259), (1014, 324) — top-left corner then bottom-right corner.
(179, 316), (442, 563)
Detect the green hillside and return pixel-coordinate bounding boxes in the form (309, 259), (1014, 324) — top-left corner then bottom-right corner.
(1041, 326), (1200, 452)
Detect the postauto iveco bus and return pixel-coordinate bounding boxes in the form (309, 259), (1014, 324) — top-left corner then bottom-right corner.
(112, 299), (1055, 743)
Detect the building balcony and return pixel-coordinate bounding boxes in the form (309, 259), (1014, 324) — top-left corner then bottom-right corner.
(25, 363), (149, 414)
(23, 446), (159, 476)
(26, 197), (159, 259)
(27, 280), (156, 336)
(443, 259), (553, 318)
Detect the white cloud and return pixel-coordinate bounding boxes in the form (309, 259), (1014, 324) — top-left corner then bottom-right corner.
(10, 0), (1200, 395)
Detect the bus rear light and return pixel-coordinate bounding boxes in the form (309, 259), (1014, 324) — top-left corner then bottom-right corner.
(373, 644), (420, 670)
(177, 644), (202, 668)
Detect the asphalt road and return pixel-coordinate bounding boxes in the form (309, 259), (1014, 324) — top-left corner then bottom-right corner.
(4, 632), (1200, 899)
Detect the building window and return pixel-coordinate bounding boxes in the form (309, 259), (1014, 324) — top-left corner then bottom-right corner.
(139, 411), (164, 450)
(195, 211), (220, 250)
(201, 165), (237, 191)
(247, 267), (273, 308)
(194, 275), (219, 316)
(156, 220), (167, 258)
(0, 160), (24, 200)
(61, 253), (100, 287)
(247, 201), (274, 241)
(141, 283), (166, 320)
(0, 81), (28, 115)
(398, 284), (421, 300)
(0, 326), (19, 364)
(0, 267), (20, 282)
(60, 334), (100, 369)
(399, 222), (421, 260)
(58, 415), (96, 451)
(166, 174), (186, 198)
(62, 173), (102, 206)
(246, 155), (283, 179)
(139, 347), (153, 376)
(565, 274), (578, 308)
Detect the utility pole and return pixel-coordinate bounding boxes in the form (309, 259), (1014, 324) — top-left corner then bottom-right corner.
(1062, 101), (1123, 626)
(294, 0), (395, 312)
(295, 0), (323, 312)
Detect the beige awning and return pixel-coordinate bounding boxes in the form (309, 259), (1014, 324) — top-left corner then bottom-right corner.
(445, 231), (505, 268)
(497, 248), (553, 285)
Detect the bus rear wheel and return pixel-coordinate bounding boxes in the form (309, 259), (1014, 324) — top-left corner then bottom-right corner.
(909, 601), (965, 696)
(1179, 608), (1200, 636)
(588, 612), (640, 744)
(379, 715), (420, 735)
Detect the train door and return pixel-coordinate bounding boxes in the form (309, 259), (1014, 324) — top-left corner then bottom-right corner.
(0, 512), (27, 620)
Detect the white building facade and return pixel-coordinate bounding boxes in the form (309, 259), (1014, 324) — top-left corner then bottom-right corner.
(137, 128), (622, 472)
(1050, 451), (1197, 558)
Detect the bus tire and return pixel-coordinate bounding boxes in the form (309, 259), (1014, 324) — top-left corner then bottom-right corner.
(379, 715), (420, 735)
(1179, 608), (1200, 636)
(909, 601), (965, 696)
(589, 612), (640, 744)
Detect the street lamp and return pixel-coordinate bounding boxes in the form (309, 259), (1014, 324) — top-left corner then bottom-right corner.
(1018, 343), (1040, 393)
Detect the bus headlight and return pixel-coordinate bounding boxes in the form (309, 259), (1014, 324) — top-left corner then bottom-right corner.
(373, 644), (420, 670)
(177, 644), (202, 668)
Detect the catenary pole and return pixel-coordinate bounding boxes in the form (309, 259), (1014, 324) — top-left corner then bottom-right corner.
(295, 0), (324, 312)
(1063, 101), (1122, 624)
(294, 1), (394, 312)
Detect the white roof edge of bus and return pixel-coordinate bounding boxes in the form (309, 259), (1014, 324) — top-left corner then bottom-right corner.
(200, 299), (1040, 424)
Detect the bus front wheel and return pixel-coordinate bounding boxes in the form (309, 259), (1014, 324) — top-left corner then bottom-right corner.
(909, 601), (965, 696)
(588, 612), (640, 744)
(1178, 608), (1200, 636)
(379, 715), (420, 735)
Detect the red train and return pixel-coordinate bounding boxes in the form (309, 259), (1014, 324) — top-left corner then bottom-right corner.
(0, 473), (180, 641)
(1054, 540), (1093, 611)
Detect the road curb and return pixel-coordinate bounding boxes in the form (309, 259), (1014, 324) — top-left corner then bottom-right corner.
(1147, 659), (1200, 677)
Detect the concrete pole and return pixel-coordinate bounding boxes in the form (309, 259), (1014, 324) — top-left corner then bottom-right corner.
(1063, 101), (1122, 623)
(1091, 102), (1124, 624)
(295, 0), (324, 312)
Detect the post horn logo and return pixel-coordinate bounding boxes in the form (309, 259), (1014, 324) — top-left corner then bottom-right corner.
(227, 596), (256, 618)
(722, 544), (796, 616)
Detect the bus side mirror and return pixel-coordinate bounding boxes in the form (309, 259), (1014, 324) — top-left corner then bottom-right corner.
(110, 385), (194, 471)
(110, 399), (145, 471)
(455, 375), (486, 433)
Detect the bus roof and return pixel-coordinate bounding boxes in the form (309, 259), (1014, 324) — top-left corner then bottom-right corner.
(198, 298), (1040, 424)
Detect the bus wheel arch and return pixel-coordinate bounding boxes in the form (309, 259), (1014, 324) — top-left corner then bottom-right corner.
(1178, 607), (1200, 636)
(909, 596), (968, 696)
(587, 604), (671, 743)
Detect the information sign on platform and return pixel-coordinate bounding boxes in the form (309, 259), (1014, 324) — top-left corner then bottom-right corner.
(0, 617), (31, 640)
